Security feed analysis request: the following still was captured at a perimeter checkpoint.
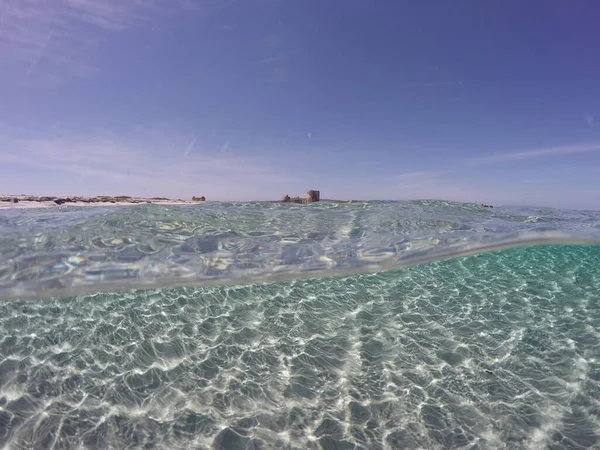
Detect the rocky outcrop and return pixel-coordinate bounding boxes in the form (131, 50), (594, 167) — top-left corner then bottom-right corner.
(0, 197), (20, 203)
(192, 196), (206, 202)
(281, 196), (303, 204)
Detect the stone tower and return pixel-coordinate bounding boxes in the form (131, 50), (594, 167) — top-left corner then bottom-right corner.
(306, 190), (320, 203)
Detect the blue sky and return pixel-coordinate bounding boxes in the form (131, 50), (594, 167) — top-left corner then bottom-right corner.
(0, 0), (599, 208)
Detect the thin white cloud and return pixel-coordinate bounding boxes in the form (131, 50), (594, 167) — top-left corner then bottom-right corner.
(379, 142), (600, 203)
(0, 124), (299, 199)
(63, 0), (142, 30)
(379, 175), (483, 203)
(0, 0), (219, 86)
(379, 169), (483, 202)
(183, 135), (196, 157)
(585, 115), (594, 126)
(25, 28), (54, 78)
(467, 143), (600, 165)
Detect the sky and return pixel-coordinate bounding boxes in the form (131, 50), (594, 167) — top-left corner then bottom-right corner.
(0, 0), (599, 209)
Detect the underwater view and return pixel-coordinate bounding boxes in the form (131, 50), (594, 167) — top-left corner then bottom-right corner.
(0, 202), (599, 449)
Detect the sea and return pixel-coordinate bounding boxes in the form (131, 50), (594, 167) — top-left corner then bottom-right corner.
(0, 200), (599, 449)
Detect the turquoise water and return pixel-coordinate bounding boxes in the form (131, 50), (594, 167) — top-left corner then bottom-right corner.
(1, 201), (599, 301)
(0, 202), (599, 448)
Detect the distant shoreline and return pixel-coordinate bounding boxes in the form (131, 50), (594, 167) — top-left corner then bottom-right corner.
(2, 195), (492, 210)
(0, 194), (367, 210)
(0, 195), (205, 210)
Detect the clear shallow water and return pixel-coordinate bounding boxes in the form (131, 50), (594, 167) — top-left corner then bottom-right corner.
(1, 201), (599, 301)
(0, 245), (599, 449)
(0, 201), (600, 449)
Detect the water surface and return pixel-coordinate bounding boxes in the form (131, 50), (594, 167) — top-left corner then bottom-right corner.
(1, 201), (599, 301)
(0, 202), (599, 449)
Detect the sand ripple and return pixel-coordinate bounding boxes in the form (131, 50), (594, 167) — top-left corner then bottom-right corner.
(0, 245), (598, 448)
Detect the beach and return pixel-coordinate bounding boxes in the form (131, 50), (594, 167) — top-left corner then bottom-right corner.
(0, 195), (205, 209)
